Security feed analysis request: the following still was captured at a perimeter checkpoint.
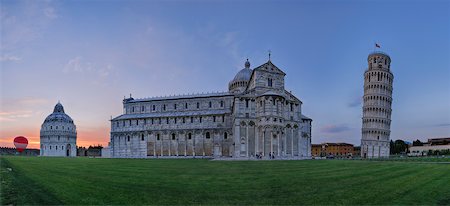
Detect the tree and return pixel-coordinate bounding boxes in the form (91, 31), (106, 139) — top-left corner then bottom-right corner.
(413, 139), (423, 146)
(390, 140), (395, 154)
(390, 139), (408, 155)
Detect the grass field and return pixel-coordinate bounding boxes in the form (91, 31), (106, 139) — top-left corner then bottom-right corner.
(368, 156), (450, 162)
(1, 156), (449, 205)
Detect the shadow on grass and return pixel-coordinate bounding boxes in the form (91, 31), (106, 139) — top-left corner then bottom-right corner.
(0, 157), (63, 205)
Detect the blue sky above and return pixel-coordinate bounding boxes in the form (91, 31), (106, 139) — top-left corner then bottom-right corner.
(1, 0), (449, 148)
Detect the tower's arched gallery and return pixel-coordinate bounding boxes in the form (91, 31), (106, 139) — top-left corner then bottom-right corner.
(110, 59), (312, 159)
(40, 102), (77, 157)
(361, 52), (394, 158)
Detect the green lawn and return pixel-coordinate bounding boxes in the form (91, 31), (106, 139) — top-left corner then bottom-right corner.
(1, 156), (449, 205)
(368, 156), (450, 162)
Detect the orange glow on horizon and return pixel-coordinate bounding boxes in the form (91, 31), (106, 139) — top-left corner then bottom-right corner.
(0, 126), (110, 149)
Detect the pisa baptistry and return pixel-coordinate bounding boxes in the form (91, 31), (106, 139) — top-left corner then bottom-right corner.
(361, 51), (394, 158)
(40, 102), (77, 157)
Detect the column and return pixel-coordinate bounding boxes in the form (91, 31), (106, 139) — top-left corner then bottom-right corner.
(153, 134), (156, 157)
(255, 127), (259, 156)
(184, 135), (187, 157)
(169, 136), (171, 156)
(193, 134), (196, 157)
(278, 132), (280, 156)
(176, 138), (179, 156)
(125, 134), (129, 157)
(283, 127), (287, 156)
(291, 128), (294, 156)
(378, 145), (381, 158)
(270, 130), (273, 156)
(110, 136), (113, 157)
(262, 129), (265, 156)
(246, 125), (249, 157)
(160, 137), (163, 157)
(202, 133), (205, 156)
(234, 125), (240, 157)
(138, 134), (141, 157)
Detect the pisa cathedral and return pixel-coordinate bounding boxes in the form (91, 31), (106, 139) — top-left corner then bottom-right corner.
(110, 59), (312, 159)
(361, 51), (394, 158)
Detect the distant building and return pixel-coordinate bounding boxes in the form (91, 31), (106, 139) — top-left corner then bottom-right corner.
(353, 146), (361, 157)
(40, 102), (77, 157)
(408, 137), (450, 156)
(311, 143), (355, 158)
(77, 147), (87, 156)
(0, 147), (40, 156)
(101, 147), (111, 158)
(427, 137), (450, 146)
(86, 146), (102, 157)
(77, 146), (103, 157)
(311, 144), (322, 157)
(409, 145), (450, 156)
(361, 51), (394, 158)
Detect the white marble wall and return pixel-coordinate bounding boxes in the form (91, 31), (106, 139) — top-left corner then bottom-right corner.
(110, 60), (312, 159)
(40, 122), (77, 157)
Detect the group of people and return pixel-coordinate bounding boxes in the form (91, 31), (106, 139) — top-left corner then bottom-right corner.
(255, 152), (276, 159)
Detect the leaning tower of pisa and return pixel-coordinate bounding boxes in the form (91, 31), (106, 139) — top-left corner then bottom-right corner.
(361, 51), (394, 158)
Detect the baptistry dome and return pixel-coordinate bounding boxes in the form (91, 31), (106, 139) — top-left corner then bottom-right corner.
(40, 102), (77, 157)
(43, 103), (74, 123)
(229, 59), (253, 93)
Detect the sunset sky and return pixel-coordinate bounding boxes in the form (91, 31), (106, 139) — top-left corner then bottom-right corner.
(1, 0), (449, 149)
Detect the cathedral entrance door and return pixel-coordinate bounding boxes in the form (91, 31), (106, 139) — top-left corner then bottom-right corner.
(222, 144), (230, 157)
(213, 144), (220, 156)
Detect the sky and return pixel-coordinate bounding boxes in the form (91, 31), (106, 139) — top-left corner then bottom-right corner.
(1, 0), (449, 149)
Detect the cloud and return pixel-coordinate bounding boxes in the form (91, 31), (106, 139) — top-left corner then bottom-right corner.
(320, 124), (352, 133)
(0, 54), (21, 62)
(195, 23), (242, 62)
(62, 57), (115, 87)
(44, 7), (58, 19)
(219, 31), (240, 57)
(145, 26), (154, 34)
(348, 95), (362, 107)
(98, 64), (113, 78)
(63, 56), (113, 78)
(64, 56), (86, 72)
(0, 97), (49, 122)
(434, 123), (450, 127)
(17, 97), (49, 105)
(1, 1), (58, 52)
(2, 97), (49, 107)
(0, 110), (33, 122)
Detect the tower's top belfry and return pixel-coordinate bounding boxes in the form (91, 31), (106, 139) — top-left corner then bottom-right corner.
(367, 51), (391, 71)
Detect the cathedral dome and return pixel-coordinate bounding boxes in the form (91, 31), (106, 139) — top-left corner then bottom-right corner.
(232, 59), (252, 82)
(233, 68), (252, 82)
(228, 59), (253, 93)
